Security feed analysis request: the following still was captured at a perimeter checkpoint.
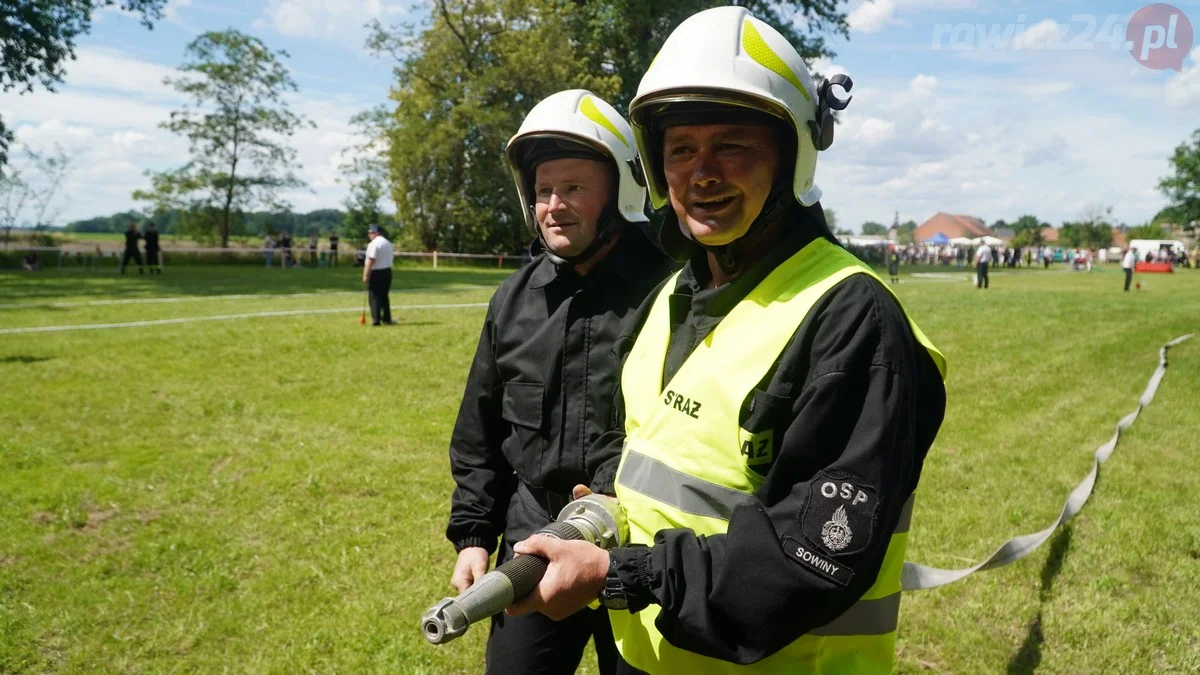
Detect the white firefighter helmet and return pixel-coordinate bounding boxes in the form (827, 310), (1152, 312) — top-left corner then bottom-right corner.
(629, 6), (841, 210)
(504, 89), (648, 238)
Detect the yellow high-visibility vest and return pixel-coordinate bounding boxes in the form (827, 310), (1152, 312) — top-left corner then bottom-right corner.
(612, 237), (945, 674)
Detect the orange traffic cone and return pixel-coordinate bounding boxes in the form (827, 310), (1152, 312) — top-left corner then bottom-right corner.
(359, 287), (368, 324)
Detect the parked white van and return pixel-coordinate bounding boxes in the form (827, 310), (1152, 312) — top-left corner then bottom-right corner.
(1128, 239), (1186, 261)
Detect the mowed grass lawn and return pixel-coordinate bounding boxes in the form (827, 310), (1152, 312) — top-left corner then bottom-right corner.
(1, 263), (1198, 673)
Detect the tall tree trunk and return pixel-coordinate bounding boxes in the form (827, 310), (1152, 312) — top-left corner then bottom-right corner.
(221, 103), (243, 248)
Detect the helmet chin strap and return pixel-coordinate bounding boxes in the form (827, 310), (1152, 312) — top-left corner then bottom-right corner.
(693, 180), (792, 276)
(537, 203), (622, 267)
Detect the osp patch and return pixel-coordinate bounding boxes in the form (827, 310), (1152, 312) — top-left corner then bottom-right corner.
(800, 471), (879, 557)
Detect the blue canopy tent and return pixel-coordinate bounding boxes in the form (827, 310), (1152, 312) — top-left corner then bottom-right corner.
(925, 232), (949, 245)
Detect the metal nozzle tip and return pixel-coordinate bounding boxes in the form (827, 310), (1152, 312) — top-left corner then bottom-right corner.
(422, 618), (446, 644)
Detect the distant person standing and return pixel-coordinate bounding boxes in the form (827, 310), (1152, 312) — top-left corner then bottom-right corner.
(1122, 247), (1137, 292)
(975, 240), (992, 289)
(120, 221), (144, 275)
(144, 222), (162, 275)
(308, 232), (318, 266)
(329, 230), (340, 267)
(888, 248), (900, 283)
(280, 230), (294, 268)
(264, 233), (276, 267)
(362, 225), (394, 326)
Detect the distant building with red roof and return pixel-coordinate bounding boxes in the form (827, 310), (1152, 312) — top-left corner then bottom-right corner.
(914, 212), (990, 242)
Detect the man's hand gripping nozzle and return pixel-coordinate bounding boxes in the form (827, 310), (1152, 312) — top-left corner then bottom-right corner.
(421, 494), (627, 645)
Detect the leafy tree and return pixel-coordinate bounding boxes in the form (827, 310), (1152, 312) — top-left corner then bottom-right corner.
(1008, 214), (1046, 246)
(1158, 129), (1200, 236)
(1059, 221), (1113, 249)
(63, 208), (345, 237)
(0, 1), (165, 171)
(134, 30), (312, 248)
(1010, 229), (1037, 248)
(368, 0), (850, 254)
(342, 175), (386, 246)
(860, 221), (886, 235)
(896, 219), (917, 244)
(338, 107), (393, 246)
(367, 0), (620, 254)
(1126, 222), (1168, 240)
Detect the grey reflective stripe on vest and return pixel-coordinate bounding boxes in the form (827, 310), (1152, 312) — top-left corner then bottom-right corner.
(620, 449), (918, 535)
(618, 449), (752, 521)
(620, 449), (909, 637)
(809, 592), (900, 636)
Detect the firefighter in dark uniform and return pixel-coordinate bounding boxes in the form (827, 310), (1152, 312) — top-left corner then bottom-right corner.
(120, 221), (144, 275)
(508, 9), (948, 674)
(144, 222), (162, 275)
(444, 89), (673, 674)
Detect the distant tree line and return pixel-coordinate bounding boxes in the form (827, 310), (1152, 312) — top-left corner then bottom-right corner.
(64, 209), (348, 240)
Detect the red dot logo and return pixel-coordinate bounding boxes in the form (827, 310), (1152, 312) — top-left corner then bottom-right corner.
(1127, 4), (1193, 71)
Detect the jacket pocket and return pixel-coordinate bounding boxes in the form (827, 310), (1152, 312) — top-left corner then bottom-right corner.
(501, 381), (544, 430)
(740, 388), (791, 476)
(500, 381), (546, 480)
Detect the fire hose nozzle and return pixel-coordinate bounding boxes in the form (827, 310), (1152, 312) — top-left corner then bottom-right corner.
(421, 494), (627, 645)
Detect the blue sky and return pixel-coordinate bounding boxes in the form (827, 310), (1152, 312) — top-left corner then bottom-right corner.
(3, 0), (1199, 234)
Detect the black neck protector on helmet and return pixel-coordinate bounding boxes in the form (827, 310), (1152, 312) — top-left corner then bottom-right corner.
(519, 136), (624, 267)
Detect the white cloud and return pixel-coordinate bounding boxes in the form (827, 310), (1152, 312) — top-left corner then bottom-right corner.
(848, 0), (895, 34)
(61, 47), (179, 99)
(163, 0), (193, 22)
(909, 74), (938, 98)
(12, 121), (97, 162)
(4, 47), (374, 225)
(811, 57), (849, 79)
(850, 0), (981, 34)
(1014, 20), (1062, 50)
(843, 116), (897, 145)
(815, 51), (1188, 233)
(111, 131), (152, 149)
(254, 0), (406, 42)
(1165, 47), (1200, 109)
(1025, 81), (1074, 98)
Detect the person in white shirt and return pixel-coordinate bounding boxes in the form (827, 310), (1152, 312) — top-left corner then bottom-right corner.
(975, 241), (992, 289)
(362, 224), (395, 325)
(1122, 248), (1137, 292)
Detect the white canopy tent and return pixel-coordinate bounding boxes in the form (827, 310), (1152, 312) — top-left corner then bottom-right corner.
(948, 236), (975, 246)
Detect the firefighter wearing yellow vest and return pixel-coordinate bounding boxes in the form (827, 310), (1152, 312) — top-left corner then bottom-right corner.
(508, 7), (947, 674)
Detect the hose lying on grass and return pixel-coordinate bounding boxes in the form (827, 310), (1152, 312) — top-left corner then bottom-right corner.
(902, 334), (1194, 591)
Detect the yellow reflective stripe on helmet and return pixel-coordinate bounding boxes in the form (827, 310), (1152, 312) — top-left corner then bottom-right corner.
(581, 95), (629, 147)
(741, 20), (812, 102)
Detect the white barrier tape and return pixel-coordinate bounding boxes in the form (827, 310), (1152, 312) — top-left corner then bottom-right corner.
(0, 302), (488, 335)
(0, 285), (492, 310)
(13, 245), (516, 259)
(0, 291), (357, 310)
(902, 333), (1194, 591)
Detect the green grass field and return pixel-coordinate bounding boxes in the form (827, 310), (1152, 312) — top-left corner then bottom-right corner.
(1, 263), (1198, 673)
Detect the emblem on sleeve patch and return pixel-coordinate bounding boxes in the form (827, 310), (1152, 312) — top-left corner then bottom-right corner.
(800, 471), (879, 557)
